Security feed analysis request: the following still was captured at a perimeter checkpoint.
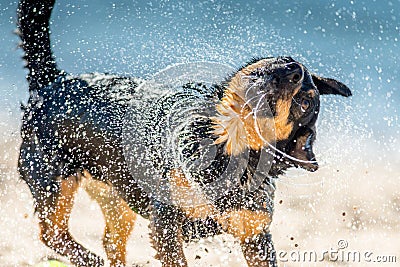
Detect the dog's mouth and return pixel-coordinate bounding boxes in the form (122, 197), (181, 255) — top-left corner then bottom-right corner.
(284, 127), (319, 172)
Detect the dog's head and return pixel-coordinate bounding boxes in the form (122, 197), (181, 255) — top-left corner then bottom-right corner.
(213, 56), (351, 173)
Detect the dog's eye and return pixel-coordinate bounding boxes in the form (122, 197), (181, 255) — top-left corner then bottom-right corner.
(301, 98), (310, 112)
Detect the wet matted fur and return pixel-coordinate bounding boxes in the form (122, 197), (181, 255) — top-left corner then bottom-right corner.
(17, 0), (351, 266)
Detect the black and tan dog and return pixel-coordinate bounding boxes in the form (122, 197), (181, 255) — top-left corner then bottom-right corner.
(17, 0), (351, 266)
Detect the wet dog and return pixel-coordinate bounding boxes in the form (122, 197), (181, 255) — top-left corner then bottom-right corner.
(17, 0), (351, 266)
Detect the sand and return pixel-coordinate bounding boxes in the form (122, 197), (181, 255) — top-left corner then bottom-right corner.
(1, 123), (399, 267)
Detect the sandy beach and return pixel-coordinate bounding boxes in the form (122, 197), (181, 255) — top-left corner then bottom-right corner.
(1, 120), (399, 267)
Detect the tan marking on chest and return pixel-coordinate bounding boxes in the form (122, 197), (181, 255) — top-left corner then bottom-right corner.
(168, 169), (220, 219)
(168, 169), (271, 242)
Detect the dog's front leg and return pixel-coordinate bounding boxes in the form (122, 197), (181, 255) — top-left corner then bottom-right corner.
(149, 200), (188, 267)
(241, 231), (277, 267)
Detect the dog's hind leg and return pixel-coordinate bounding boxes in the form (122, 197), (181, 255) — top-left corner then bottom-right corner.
(37, 176), (105, 266)
(81, 171), (136, 267)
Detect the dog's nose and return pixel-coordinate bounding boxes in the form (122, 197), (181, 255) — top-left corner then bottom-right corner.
(284, 62), (303, 84)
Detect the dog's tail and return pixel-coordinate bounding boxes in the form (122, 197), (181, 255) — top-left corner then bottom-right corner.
(17, 0), (60, 91)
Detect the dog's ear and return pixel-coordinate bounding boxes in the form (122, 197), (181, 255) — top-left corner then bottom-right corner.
(312, 74), (352, 97)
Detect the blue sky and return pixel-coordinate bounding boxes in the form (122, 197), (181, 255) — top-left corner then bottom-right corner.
(0, 0), (398, 140)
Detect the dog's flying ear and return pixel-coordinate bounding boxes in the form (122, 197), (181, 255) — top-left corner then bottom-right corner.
(312, 74), (352, 97)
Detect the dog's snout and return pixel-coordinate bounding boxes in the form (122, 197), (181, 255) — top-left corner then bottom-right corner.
(284, 62), (303, 84)
(290, 72), (302, 84)
(285, 62), (301, 71)
(272, 62), (303, 85)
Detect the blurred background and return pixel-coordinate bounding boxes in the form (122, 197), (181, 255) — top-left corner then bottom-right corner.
(0, 0), (399, 266)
